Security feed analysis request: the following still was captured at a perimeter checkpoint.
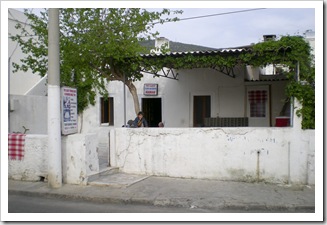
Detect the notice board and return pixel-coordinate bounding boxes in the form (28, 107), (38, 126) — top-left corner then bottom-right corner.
(61, 86), (78, 135)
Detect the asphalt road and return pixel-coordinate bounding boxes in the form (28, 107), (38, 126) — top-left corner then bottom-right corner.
(8, 193), (313, 215)
(8, 194), (212, 213)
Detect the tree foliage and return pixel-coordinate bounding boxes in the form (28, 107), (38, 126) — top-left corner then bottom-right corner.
(10, 8), (182, 113)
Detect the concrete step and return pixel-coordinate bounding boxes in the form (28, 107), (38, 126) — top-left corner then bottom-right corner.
(87, 167), (119, 183)
(87, 171), (151, 188)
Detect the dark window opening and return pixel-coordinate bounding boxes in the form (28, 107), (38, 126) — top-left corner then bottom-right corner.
(101, 97), (114, 125)
(193, 96), (211, 127)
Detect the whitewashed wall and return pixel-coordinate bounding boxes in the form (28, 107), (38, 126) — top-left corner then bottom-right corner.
(8, 133), (99, 184)
(62, 133), (99, 185)
(9, 135), (48, 181)
(9, 95), (48, 134)
(110, 126), (315, 185)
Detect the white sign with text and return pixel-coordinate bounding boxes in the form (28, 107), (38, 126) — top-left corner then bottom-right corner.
(144, 83), (158, 96)
(61, 86), (78, 135)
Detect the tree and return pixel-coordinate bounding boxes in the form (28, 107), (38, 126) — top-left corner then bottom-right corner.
(11, 8), (182, 114)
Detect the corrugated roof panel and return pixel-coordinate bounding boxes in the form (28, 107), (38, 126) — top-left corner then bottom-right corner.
(140, 48), (251, 58)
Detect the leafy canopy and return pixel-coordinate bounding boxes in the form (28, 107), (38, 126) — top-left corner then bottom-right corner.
(11, 8), (182, 112)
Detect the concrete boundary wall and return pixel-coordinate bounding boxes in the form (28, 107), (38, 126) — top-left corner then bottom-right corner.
(9, 135), (48, 181)
(110, 127), (315, 185)
(8, 133), (99, 184)
(62, 133), (99, 185)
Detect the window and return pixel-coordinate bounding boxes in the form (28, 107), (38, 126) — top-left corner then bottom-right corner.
(101, 97), (114, 125)
(248, 90), (267, 117)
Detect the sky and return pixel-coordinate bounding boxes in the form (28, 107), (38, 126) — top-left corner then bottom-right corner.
(151, 8), (315, 48)
(14, 4), (316, 49)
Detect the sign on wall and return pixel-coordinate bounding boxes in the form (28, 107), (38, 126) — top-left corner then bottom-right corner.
(144, 83), (158, 96)
(61, 86), (78, 135)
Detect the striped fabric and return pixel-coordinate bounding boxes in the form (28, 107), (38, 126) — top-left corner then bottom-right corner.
(8, 134), (26, 160)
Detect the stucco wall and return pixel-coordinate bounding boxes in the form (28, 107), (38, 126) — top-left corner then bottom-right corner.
(9, 133), (99, 184)
(62, 133), (99, 185)
(9, 95), (47, 134)
(110, 127), (315, 185)
(9, 135), (48, 181)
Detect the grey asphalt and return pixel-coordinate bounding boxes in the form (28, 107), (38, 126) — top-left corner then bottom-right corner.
(8, 171), (315, 213)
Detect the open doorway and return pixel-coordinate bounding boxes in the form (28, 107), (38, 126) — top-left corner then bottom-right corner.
(193, 96), (211, 127)
(142, 98), (162, 127)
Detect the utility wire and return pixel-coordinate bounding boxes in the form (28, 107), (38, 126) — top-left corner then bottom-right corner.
(10, 8), (267, 39)
(151, 8), (266, 25)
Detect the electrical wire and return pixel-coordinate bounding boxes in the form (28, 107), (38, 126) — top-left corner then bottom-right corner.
(150, 8), (266, 25)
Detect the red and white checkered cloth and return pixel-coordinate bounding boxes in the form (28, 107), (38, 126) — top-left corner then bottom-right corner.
(248, 90), (267, 103)
(8, 133), (26, 160)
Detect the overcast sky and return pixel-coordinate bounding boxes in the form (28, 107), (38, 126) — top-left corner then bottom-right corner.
(15, 4), (315, 49)
(151, 8), (315, 48)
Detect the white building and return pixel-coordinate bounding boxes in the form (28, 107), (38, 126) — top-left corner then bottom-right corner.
(8, 9), (316, 185)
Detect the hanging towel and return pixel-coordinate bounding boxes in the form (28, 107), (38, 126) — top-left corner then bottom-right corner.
(8, 133), (26, 160)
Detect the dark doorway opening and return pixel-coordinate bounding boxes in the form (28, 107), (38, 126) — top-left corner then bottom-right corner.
(142, 98), (162, 127)
(193, 96), (211, 127)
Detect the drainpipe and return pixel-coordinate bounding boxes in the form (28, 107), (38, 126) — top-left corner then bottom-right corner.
(47, 8), (62, 188)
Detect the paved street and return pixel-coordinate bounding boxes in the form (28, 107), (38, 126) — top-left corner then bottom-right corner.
(8, 175), (316, 215)
(8, 193), (313, 214)
(8, 193), (213, 213)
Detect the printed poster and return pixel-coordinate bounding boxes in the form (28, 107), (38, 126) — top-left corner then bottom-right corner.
(61, 86), (78, 135)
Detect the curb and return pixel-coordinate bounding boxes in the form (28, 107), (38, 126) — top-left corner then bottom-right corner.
(9, 189), (315, 212)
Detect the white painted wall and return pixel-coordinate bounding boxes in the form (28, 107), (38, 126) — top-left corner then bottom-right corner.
(8, 133), (99, 184)
(25, 75), (48, 96)
(9, 135), (48, 181)
(62, 133), (99, 185)
(110, 127), (314, 185)
(9, 95), (48, 134)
